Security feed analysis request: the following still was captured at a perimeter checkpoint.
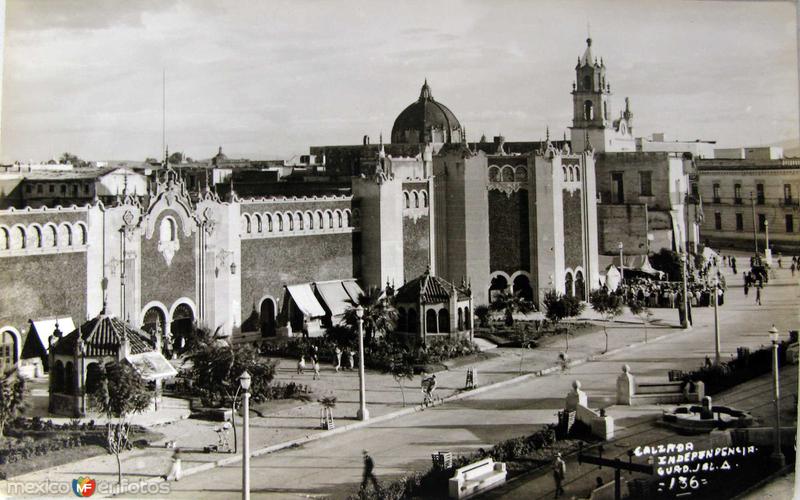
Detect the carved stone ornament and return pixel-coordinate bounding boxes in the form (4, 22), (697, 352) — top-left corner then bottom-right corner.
(487, 181), (528, 197)
(158, 239), (179, 266)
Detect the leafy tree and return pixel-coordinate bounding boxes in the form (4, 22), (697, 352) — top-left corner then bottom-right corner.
(474, 304), (491, 328)
(59, 152), (88, 168)
(342, 287), (398, 345)
(650, 248), (683, 281)
(325, 324), (356, 349)
(589, 290), (624, 353)
(168, 151), (184, 165)
(0, 365), (26, 439)
(489, 291), (534, 326)
(383, 351), (416, 407)
(628, 298), (654, 343)
(184, 342), (277, 407)
(89, 361), (152, 485)
(543, 290), (585, 351)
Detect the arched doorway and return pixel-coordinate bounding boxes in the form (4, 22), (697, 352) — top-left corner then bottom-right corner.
(575, 271), (585, 300)
(259, 298), (276, 337)
(85, 362), (103, 397)
(489, 275), (508, 303)
(512, 274), (533, 301)
(142, 306), (169, 356)
(565, 272), (574, 297)
(0, 329), (18, 369)
(171, 303), (195, 354)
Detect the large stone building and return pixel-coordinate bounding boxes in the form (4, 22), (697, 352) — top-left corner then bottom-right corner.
(696, 148), (800, 253)
(0, 40), (605, 371)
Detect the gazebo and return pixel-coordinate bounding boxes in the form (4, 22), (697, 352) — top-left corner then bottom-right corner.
(48, 308), (177, 417)
(391, 270), (473, 345)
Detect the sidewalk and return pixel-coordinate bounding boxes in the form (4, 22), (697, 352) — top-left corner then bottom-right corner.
(484, 364), (799, 500)
(2, 259), (794, 498)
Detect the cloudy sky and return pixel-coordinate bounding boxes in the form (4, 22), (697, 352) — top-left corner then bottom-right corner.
(1, 0), (797, 162)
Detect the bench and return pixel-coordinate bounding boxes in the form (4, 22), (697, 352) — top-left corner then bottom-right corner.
(448, 457), (507, 499)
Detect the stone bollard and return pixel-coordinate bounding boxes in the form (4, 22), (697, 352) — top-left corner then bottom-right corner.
(565, 380), (588, 411)
(616, 364), (635, 405)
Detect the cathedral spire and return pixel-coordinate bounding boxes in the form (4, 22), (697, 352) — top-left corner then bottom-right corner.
(419, 78), (433, 100)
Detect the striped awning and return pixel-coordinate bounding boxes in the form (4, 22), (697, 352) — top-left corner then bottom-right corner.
(286, 284), (326, 318)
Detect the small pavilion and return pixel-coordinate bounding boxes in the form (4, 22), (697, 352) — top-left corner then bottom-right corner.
(391, 270), (473, 344)
(48, 308), (176, 417)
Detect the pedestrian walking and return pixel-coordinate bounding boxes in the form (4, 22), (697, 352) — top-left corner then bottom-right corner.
(791, 262), (796, 277)
(297, 355), (306, 374)
(334, 346), (343, 372)
(778, 257), (783, 269)
(313, 358), (321, 380)
(552, 452), (566, 498)
(361, 450), (380, 492)
(347, 349), (355, 370)
(755, 285), (762, 306)
(422, 373), (437, 406)
(165, 448), (182, 482)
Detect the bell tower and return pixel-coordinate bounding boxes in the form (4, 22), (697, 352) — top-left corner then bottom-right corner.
(570, 37), (634, 153)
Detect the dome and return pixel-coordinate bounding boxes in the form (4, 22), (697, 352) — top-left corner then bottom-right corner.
(391, 80), (462, 145)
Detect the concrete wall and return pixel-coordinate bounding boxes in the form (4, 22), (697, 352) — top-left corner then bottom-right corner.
(488, 190), (530, 276)
(597, 205), (673, 254)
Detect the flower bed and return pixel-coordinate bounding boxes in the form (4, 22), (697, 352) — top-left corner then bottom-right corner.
(682, 342), (790, 395)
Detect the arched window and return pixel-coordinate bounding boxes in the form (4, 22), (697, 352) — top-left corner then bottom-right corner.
(336, 210), (343, 228)
(457, 308), (464, 331)
(327, 211), (334, 229)
(345, 210), (352, 227)
(0, 227), (9, 250)
(242, 214), (251, 234)
(513, 274), (534, 301)
(603, 101), (608, 120)
(562, 166), (568, 182)
(438, 309), (450, 333)
(51, 360), (64, 392)
(421, 191), (429, 207)
(488, 166), (500, 182)
(575, 270), (586, 299)
(317, 211), (324, 229)
(575, 167), (581, 182)
(404, 192), (410, 209)
(583, 100), (594, 121)
(413, 191), (420, 208)
(501, 166), (514, 182)
(76, 223), (87, 245)
(266, 214), (273, 232)
(514, 167), (527, 182)
(64, 361), (75, 395)
(305, 211), (314, 230)
(464, 307), (471, 329)
(28, 225), (42, 248)
(426, 309), (437, 333)
(58, 224), (72, 247)
(276, 214), (284, 231)
(565, 272), (574, 297)
(568, 167), (574, 182)
(254, 214), (262, 232)
(13, 226), (26, 249)
(583, 75), (591, 91)
(160, 217), (177, 241)
(296, 212), (303, 230)
(287, 213), (294, 231)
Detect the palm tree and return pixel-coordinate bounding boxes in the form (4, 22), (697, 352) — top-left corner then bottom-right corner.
(489, 290), (535, 326)
(319, 395), (337, 429)
(342, 286), (398, 344)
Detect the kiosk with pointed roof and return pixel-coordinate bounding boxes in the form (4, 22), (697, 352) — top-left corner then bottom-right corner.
(48, 306), (176, 417)
(392, 268), (473, 345)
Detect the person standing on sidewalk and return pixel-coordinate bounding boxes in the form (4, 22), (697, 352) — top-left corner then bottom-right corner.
(297, 355), (306, 374)
(347, 349), (355, 371)
(755, 284), (762, 306)
(165, 448), (182, 482)
(312, 356), (321, 380)
(552, 452), (566, 498)
(361, 450), (380, 493)
(334, 346), (343, 372)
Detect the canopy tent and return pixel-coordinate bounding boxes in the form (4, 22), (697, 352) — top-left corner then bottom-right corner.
(286, 284), (327, 318)
(598, 254), (665, 278)
(702, 246), (719, 262)
(126, 351), (178, 380)
(314, 279), (364, 317)
(23, 317), (76, 362)
(604, 265), (621, 291)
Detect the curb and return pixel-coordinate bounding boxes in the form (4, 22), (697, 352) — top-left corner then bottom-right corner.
(107, 326), (680, 497)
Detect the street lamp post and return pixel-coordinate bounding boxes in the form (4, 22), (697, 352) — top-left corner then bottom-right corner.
(618, 242), (624, 282)
(764, 219), (772, 266)
(356, 306), (369, 421)
(680, 252), (689, 329)
(768, 325), (785, 468)
(239, 371), (252, 500)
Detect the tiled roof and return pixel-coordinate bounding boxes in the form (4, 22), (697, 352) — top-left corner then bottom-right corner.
(394, 271), (470, 304)
(51, 313), (154, 357)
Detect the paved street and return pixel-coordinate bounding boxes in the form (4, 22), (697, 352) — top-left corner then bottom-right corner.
(139, 261), (799, 498)
(2, 257), (797, 499)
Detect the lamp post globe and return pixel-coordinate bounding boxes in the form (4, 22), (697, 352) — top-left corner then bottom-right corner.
(355, 305), (369, 420)
(239, 370), (252, 500)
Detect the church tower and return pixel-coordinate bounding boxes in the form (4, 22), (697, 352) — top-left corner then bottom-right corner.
(570, 38), (635, 153)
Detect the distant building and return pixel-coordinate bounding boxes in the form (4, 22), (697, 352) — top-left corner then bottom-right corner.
(696, 151), (800, 253)
(636, 133), (715, 159)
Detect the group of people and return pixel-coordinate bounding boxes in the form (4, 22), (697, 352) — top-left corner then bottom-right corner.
(297, 344), (358, 380)
(612, 276), (724, 310)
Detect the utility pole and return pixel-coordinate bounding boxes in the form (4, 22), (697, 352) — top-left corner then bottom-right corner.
(713, 266), (721, 365)
(751, 191), (758, 258)
(644, 203), (650, 255)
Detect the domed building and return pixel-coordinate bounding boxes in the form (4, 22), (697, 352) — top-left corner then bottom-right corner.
(391, 80), (464, 145)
